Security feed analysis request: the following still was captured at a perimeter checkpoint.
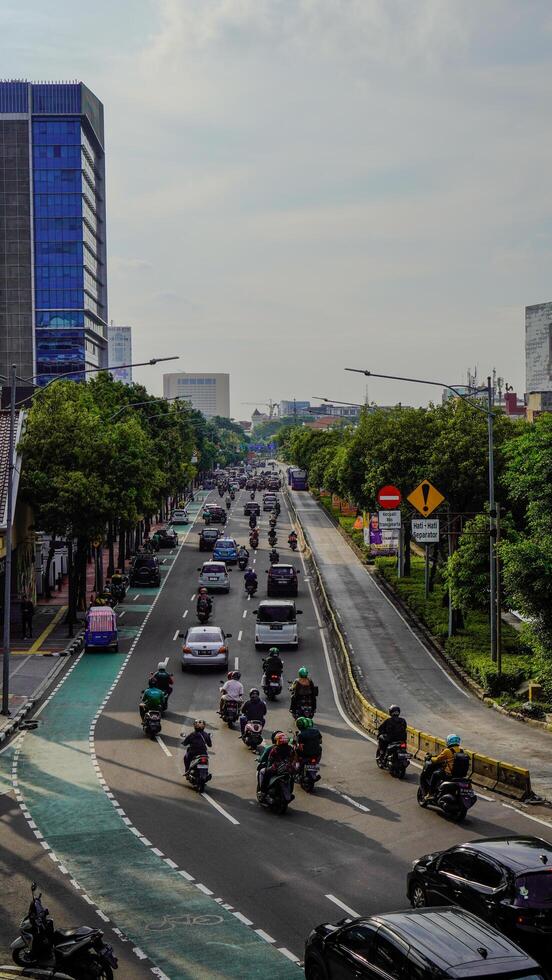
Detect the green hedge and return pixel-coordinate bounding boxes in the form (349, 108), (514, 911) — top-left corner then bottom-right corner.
(376, 557), (532, 696)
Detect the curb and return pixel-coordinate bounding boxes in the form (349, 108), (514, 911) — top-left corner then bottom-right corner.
(0, 630), (84, 748)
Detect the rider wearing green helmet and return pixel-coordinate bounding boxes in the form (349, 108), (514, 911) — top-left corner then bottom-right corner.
(290, 667), (317, 718)
(295, 715), (322, 763)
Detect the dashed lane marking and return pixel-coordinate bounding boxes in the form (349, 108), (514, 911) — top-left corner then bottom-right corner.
(202, 792), (240, 826)
(326, 894), (360, 918)
(155, 736), (172, 757)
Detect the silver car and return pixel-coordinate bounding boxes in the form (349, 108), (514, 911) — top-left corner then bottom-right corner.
(181, 626), (232, 670)
(198, 560), (231, 592)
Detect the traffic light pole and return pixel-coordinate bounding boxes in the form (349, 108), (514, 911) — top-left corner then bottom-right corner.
(2, 364), (17, 715)
(487, 377), (498, 665)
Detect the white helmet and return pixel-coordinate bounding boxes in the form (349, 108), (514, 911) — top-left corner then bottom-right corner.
(157, 662), (165, 671)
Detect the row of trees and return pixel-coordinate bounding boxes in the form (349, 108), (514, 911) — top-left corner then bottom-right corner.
(279, 406), (552, 687)
(19, 375), (246, 624)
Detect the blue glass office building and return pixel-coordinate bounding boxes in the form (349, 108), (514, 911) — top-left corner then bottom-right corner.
(0, 81), (107, 385)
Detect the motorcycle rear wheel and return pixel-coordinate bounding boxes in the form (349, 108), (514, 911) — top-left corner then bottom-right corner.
(12, 948), (35, 967)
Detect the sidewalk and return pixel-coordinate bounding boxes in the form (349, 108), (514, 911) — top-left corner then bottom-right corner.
(291, 489), (552, 800)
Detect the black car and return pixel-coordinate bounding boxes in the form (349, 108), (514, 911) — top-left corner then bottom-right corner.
(129, 555), (161, 587)
(198, 527), (220, 551)
(267, 563), (299, 597)
(408, 836), (552, 942)
(203, 505), (227, 525)
(244, 501), (261, 516)
(304, 907), (544, 979)
(152, 527), (178, 548)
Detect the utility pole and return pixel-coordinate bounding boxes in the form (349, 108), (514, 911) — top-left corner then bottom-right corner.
(496, 505), (502, 675)
(487, 376), (497, 664)
(2, 364), (17, 715)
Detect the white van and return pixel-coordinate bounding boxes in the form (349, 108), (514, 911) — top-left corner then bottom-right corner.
(253, 599), (302, 648)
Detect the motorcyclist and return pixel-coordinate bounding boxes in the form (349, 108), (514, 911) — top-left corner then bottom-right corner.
(269, 547), (279, 564)
(288, 529), (298, 546)
(238, 545), (249, 565)
(111, 567), (124, 588)
(258, 732), (294, 797)
(249, 513), (257, 530)
(196, 587), (213, 617)
(377, 705), (407, 761)
(250, 490), (255, 500)
(249, 528), (259, 547)
(148, 662), (174, 704)
(262, 647), (284, 689)
(219, 670), (244, 715)
(423, 734), (468, 798)
(139, 685), (165, 720)
(181, 720), (212, 773)
(240, 688), (267, 737)
(290, 667), (317, 715)
(225, 496), (231, 510)
(295, 716), (322, 762)
(244, 568), (258, 592)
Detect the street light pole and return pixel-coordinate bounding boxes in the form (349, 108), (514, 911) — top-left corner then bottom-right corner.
(2, 364), (17, 715)
(345, 367), (498, 665)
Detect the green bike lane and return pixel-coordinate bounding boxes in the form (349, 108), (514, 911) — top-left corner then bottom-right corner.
(11, 495), (299, 979)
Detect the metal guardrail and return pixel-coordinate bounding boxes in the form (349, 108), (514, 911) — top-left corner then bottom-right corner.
(286, 488), (533, 802)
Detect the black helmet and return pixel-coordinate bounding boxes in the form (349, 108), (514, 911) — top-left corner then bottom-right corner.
(232, 670), (241, 680)
(389, 705), (401, 716)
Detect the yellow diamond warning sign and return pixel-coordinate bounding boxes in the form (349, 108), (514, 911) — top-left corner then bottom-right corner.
(407, 480), (445, 517)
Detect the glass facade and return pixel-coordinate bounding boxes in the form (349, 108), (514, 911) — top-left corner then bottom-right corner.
(0, 81), (108, 387)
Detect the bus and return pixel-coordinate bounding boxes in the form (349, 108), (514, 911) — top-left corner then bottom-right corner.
(289, 467), (308, 491)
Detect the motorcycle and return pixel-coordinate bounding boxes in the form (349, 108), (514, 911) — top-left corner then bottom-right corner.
(186, 753), (211, 793)
(142, 709), (162, 739)
(289, 537), (298, 552)
(220, 697), (241, 728)
(249, 532), (259, 549)
(238, 554), (249, 571)
(11, 882), (118, 978)
(269, 549), (279, 565)
(245, 579), (258, 597)
(417, 755), (477, 822)
(230, 491), (235, 500)
(298, 755), (321, 793)
(110, 581), (127, 603)
(376, 740), (410, 779)
(242, 720), (264, 751)
(268, 532), (277, 547)
(291, 698), (315, 720)
(257, 763), (295, 815)
(249, 515), (257, 530)
(250, 491), (255, 500)
(263, 673), (282, 701)
(225, 499), (231, 511)
(197, 601), (211, 624)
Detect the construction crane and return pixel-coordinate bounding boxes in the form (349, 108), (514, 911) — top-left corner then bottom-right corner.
(241, 399), (279, 419)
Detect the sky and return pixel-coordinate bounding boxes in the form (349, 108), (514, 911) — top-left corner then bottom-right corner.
(2, 0), (552, 415)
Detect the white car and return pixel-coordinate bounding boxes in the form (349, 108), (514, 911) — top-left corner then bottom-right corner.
(197, 560), (231, 593)
(181, 626), (232, 670)
(253, 599), (302, 647)
(171, 508), (190, 524)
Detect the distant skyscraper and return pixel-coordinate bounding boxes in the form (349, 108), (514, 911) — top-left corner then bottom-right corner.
(163, 372), (230, 419)
(107, 325), (132, 384)
(0, 80), (108, 388)
(526, 303), (552, 394)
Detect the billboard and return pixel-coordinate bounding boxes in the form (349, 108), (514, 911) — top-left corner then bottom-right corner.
(364, 512), (399, 557)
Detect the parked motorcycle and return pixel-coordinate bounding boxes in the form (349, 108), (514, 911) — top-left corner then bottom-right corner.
(185, 753), (211, 793)
(220, 698), (241, 729)
(377, 741), (410, 779)
(263, 673), (282, 701)
(298, 756), (321, 793)
(11, 882), (118, 978)
(257, 763), (295, 815)
(417, 755), (477, 822)
(142, 709), (162, 739)
(242, 720), (264, 751)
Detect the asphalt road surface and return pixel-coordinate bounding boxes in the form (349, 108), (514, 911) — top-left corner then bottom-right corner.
(87, 485), (552, 972)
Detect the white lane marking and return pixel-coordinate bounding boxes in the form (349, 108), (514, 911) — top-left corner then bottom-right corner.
(191, 594), (196, 601)
(501, 803), (552, 828)
(118, 611), (126, 619)
(255, 928), (276, 943)
(161, 656), (169, 668)
(233, 911), (253, 925)
(182, 609), (188, 618)
(326, 894), (360, 918)
(253, 558), (256, 564)
(234, 656), (240, 669)
(326, 786), (370, 813)
(195, 882), (214, 895)
(242, 609), (247, 619)
(155, 736), (172, 757)
(203, 792), (240, 826)
(278, 948), (301, 963)
(237, 631), (243, 642)
(133, 947), (147, 959)
(172, 629), (180, 641)
(132, 594), (140, 601)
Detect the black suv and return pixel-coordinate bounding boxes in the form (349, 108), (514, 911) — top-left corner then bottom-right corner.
(408, 836), (552, 942)
(203, 505), (227, 525)
(267, 563), (299, 597)
(152, 527), (178, 548)
(129, 555), (161, 587)
(304, 907), (544, 979)
(198, 528), (220, 552)
(244, 501), (261, 516)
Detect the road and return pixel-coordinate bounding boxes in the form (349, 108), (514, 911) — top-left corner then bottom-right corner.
(291, 490), (552, 799)
(3, 485), (551, 977)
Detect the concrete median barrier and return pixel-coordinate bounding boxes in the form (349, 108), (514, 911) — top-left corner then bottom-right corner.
(285, 486), (534, 802)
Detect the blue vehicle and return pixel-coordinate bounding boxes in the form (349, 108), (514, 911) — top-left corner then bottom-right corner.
(213, 537), (239, 564)
(85, 606), (118, 652)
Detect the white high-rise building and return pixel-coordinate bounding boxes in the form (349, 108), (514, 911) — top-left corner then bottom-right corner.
(107, 325), (132, 384)
(163, 372), (230, 418)
(526, 303), (552, 394)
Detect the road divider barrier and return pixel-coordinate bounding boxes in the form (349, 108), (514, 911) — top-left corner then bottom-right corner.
(285, 487), (533, 802)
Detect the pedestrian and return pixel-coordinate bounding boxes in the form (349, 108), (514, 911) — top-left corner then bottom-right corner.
(21, 594), (34, 638)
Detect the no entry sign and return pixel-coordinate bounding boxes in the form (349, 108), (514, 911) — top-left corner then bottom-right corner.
(377, 484), (402, 510)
